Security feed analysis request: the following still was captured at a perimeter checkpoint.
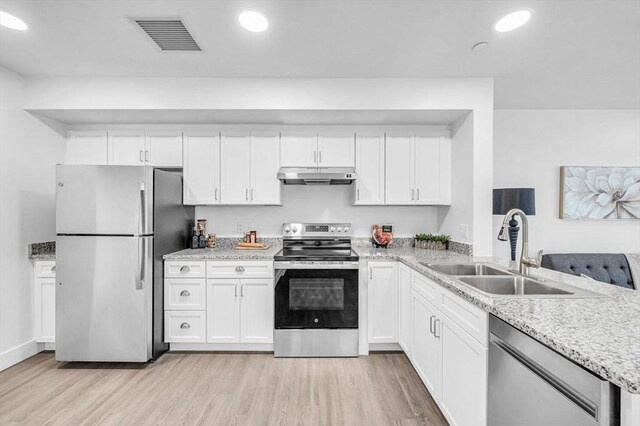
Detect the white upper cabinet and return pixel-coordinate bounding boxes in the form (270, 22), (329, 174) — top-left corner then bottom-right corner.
(250, 132), (281, 205)
(385, 132), (451, 205)
(280, 132), (318, 167)
(66, 131), (108, 165)
(354, 133), (385, 205)
(183, 133), (220, 205)
(221, 132), (281, 205)
(317, 132), (355, 167)
(108, 132), (146, 165)
(220, 133), (252, 205)
(145, 132), (183, 167)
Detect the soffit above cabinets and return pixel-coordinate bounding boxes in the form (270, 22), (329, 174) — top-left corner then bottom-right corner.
(27, 109), (471, 127)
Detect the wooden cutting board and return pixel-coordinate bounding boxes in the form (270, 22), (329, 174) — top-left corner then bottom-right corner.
(235, 245), (270, 251)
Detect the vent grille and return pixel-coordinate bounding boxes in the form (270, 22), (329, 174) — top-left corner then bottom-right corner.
(134, 19), (201, 51)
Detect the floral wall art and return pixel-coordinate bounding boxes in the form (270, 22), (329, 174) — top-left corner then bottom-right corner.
(560, 166), (640, 219)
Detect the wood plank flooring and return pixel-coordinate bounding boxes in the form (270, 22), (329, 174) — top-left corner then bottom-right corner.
(0, 352), (447, 426)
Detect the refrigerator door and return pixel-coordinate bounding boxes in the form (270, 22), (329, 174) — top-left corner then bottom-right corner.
(56, 165), (153, 236)
(55, 235), (153, 362)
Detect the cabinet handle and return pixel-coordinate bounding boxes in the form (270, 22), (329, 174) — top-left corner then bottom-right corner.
(51, 266), (56, 272)
(417, 188), (420, 200)
(180, 266), (191, 272)
(430, 315), (436, 334)
(319, 151), (322, 163)
(245, 188), (249, 200)
(241, 283), (244, 297)
(180, 290), (191, 297)
(411, 189), (414, 200)
(235, 284), (238, 298)
(251, 188), (254, 201)
(139, 150), (144, 163)
(215, 188), (218, 200)
(369, 267), (373, 280)
(145, 150), (149, 163)
(434, 318), (441, 338)
(357, 189), (360, 200)
(235, 266), (245, 273)
(180, 322), (190, 329)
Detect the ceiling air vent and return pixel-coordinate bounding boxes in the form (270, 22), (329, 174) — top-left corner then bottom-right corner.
(133, 19), (201, 51)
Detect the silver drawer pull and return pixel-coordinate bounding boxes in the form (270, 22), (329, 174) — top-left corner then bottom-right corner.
(51, 266), (56, 272)
(235, 266), (245, 273)
(180, 290), (191, 297)
(180, 322), (190, 329)
(180, 266), (191, 272)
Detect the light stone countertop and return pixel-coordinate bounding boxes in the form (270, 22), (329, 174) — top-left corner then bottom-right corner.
(163, 244), (282, 260)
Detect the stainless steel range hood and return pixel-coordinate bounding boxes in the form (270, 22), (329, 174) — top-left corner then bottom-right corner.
(277, 167), (357, 185)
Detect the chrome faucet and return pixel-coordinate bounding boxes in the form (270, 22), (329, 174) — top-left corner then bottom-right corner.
(497, 208), (543, 275)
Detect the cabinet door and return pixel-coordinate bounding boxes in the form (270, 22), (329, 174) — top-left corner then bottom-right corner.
(66, 131), (108, 165)
(398, 263), (412, 355)
(318, 132), (355, 167)
(220, 133), (251, 204)
(385, 133), (414, 205)
(34, 277), (56, 343)
(146, 133), (183, 167)
(354, 133), (385, 205)
(414, 135), (451, 205)
(183, 134), (220, 205)
(250, 132), (281, 205)
(240, 279), (274, 343)
(411, 291), (442, 402)
(108, 132), (146, 165)
(206, 280), (240, 343)
(280, 132), (318, 167)
(440, 318), (487, 426)
(367, 262), (398, 343)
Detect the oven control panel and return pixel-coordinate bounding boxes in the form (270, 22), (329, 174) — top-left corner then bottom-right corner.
(282, 223), (352, 237)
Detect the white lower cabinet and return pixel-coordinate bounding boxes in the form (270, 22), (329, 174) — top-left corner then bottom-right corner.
(398, 262), (412, 354)
(33, 261), (56, 343)
(367, 261), (398, 344)
(207, 278), (274, 343)
(411, 288), (442, 398)
(164, 311), (206, 343)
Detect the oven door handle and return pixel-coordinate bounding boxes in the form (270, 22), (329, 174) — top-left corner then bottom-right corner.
(274, 261), (360, 270)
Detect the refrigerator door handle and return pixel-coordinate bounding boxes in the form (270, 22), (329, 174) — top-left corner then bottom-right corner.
(136, 238), (145, 290)
(139, 182), (147, 234)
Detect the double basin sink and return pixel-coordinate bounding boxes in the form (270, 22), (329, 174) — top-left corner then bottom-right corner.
(421, 263), (601, 298)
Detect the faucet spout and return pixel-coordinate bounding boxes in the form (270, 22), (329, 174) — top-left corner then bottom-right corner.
(496, 208), (542, 275)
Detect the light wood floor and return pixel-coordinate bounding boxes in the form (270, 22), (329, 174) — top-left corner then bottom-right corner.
(0, 351), (447, 426)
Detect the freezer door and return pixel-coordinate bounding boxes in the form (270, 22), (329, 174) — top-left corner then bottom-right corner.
(55, 235), (153, 362)
(56, 165), (153, 235)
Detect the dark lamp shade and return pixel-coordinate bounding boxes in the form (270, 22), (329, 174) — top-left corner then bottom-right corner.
(493, 188), (536, 215)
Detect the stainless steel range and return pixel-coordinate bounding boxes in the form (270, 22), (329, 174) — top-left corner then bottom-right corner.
(273, 223), (359, 357)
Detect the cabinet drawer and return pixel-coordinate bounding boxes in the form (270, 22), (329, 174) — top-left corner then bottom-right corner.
(164, 278), (206, 310)
(440, 292), (488, 346)
(35, 261), (56, 278)
(164, 311), (206, 342)
(206, 261), (273, 279)
(411, 271), (442, 306)
(164, 261), (206, 278)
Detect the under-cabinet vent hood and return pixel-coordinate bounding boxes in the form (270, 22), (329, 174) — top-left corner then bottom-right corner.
(277, 168), (357, 185)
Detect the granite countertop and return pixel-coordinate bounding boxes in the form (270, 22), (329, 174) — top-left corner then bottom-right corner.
(355, 245), (640, 394)
(28, 241), (56, 260)
(164, 245), (282, 260)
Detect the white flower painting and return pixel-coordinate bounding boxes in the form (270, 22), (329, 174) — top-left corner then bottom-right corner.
(560, 166), (640, 219)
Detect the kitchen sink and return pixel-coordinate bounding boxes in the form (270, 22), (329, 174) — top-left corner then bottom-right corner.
(458, 276), (572, 296)
(421, 263), (510, 276)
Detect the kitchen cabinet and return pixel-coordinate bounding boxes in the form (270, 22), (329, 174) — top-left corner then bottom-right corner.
(164, 311), (206, 343)
(398, 262), (412, 354)
(220, 132), (281, 205)
(108, 131), (182, 167)
(281, 131), (355, 168)
(367, 261), (398, 344)
(207, 278), (274, 343)
(354, 133), (385, 205)
(164, 261), (207, 343)
(183, 133), (220, 205)
(411, 287), (441, 399)
(33, 261), (56, 343)
(66, 131), (108, 165)
(385, 132), (451, 205)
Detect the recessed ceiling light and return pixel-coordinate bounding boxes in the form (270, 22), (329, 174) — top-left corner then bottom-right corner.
(239, 10), (268, 33)
(0, 10), (28, 31)
(495, 10), (531, 32)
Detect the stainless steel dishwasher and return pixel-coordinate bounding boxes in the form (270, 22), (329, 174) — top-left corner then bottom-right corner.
(488, 315), (619, 426)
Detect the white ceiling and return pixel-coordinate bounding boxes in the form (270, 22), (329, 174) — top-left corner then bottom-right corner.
(0, 0), (638, 109)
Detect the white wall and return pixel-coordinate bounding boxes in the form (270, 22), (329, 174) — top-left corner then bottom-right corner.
(196, 184), (439, 237)
(493, 109), (640, 260)
(0, 66), (65, 370)
(438, 112), (474, 245)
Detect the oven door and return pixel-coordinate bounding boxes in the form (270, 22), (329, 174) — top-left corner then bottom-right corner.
(274, 265), (358, 329)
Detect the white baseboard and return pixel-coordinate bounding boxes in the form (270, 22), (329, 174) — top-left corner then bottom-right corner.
(169, 343), (274, 352)
(0, 339), (40, 371)
(369, 342), (403, 351)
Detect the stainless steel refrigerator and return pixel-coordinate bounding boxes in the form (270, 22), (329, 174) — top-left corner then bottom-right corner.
(55, 165), (194, 362)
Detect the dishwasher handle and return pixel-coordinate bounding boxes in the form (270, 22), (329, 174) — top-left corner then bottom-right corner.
(490, 334), (598, 420)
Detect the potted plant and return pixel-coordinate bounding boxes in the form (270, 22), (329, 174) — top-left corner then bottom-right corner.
(414, 233), (450, 250)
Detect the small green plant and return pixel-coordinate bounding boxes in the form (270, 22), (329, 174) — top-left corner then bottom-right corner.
(414, 233), (450, 243)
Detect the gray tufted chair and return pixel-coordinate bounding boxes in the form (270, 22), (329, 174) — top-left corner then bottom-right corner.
(541, 254), (635, 290)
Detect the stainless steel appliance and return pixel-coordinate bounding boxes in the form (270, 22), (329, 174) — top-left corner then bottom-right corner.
(274, 223), (359, 357)
(489, 315), (619, 425)
(55, 165), (194, 362)
(277, 167), (357, 185)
